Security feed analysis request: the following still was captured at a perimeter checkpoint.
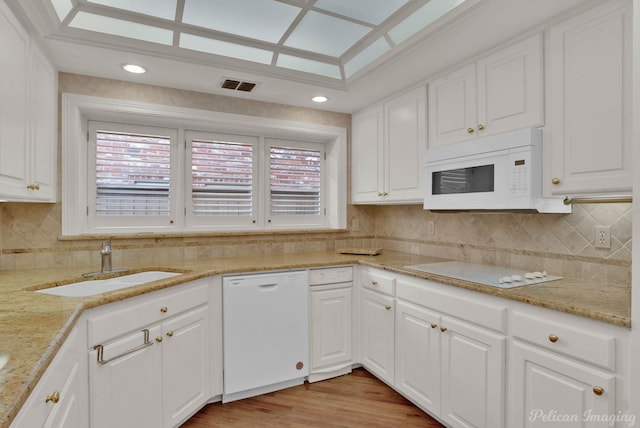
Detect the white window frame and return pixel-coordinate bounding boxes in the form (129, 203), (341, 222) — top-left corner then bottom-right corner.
(61, 93), (347, 236)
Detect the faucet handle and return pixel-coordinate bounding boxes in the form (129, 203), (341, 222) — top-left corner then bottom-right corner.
(101, 238), (112, 254)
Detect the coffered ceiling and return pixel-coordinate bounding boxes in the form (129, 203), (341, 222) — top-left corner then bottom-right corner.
(7, 0), (589, 112)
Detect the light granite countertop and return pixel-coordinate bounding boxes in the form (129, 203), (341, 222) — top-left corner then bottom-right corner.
(0, 250), (631, 428)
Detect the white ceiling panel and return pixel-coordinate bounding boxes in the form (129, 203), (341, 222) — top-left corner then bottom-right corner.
(284, 11), (371, 57)
(182, 0), (301, 44)
(180, 33), (273, 64)
(389, 0), (467, 44)
(87, 0), (178, 21)
(314, 0), (409, 25)
(51, 0), (73, 21)
(344, 37), (391, 78)
(69, 12), (174, 45)
(277, 54), (341, 79)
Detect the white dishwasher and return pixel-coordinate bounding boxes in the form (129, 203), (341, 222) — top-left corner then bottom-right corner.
(222, 270), (309, 402)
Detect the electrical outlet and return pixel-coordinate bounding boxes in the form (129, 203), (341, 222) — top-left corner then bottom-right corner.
(595, 226), (611, 249)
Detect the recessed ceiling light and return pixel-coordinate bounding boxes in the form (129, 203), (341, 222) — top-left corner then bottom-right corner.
(312, 96), (329, 103)
(123, 64), (147, 74)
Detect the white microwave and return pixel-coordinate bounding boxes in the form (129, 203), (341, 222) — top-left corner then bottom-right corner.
(424, 128), (570, 213)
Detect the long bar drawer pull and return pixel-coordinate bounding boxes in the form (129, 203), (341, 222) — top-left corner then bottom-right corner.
(95, 329), (153, 365)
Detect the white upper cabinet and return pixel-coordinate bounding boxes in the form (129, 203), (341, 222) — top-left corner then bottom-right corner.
(545, 0), (632, 196)
(429, 34), (543, 148)
(0, 1), (56, 202)
(352, 104), (384, 203)
(0, 1), (29, 198)
(352, 86), (426, 204)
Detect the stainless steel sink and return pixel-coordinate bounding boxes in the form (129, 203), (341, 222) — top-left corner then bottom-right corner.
(35, 271), (181, 297)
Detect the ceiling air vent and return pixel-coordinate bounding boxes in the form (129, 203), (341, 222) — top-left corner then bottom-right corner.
(220, 78), (258, 93)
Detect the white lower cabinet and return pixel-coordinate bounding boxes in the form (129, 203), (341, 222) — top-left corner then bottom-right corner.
(87, 278), (216, 428)
(394, 300), (506, 428)
(89, 326), (163, 428)
(161, 306), (211, 426)
(10, 327), (88, 428)
(507, 305), (627, 428)
(510, 342), (615, 428)
(394, 301), (441, 415)
(361, 288), (395, 385)
(440, 316), (505, 428)
(310, 286), (352, 374)
(308, 265), (354, 382)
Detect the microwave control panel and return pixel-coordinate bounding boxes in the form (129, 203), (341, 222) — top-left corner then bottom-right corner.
(509, 152), (531, 196)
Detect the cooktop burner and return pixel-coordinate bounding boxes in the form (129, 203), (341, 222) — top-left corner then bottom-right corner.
(405, 261), (563, 289)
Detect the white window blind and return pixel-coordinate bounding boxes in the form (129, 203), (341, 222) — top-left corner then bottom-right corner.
(191, 138), (254, 216)
(269, 145), (322, 216)
(95, 129), (172, 216)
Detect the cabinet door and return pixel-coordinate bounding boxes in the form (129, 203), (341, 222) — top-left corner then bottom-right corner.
(162, 305), (211, 428)
(0, 1), (29, 197)
(546, 1), (632, 195)
(510, 342), (615, 428)
(477, 34), (543, 137)
(361, 289), (395, 384)
(394, 301), (441, 415)
(89, 326), (163, 428)
(385, 86), (426, 203)
(310, 287), (352, 370)
(352, 104), (384, 203)
(428, 64), (476, 147)
(10, 327), (87, 428)
(29, 43), (56, 202)
(441, 316), (505, 428)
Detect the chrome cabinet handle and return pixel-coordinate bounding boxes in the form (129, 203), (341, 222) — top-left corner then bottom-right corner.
(95, 329), (153, 365)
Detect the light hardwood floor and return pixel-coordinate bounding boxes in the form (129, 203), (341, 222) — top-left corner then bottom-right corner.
(181, 368), (444, 427)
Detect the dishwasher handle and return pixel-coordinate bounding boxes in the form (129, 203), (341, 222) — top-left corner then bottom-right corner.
(259, 283), (278, 289)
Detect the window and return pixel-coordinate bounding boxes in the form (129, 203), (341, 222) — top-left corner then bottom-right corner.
(267, 139), (324, 227)
(186, 131), (258, 229)
(88, 121), (178, 229)
(62, 94), (346, 236)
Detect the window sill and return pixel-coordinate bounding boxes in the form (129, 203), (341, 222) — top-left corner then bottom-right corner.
(58, 228), (350, 241)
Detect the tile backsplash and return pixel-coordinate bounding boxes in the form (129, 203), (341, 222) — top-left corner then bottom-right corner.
(372, 204), (632, 286)
(0, 73), (631, 286)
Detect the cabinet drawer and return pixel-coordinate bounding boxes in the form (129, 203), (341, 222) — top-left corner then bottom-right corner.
(396, 275), (507, 333)
(361, 268), (395, 296)
(511, 311), (616, 371)
(309, 266), (353, 285)
(87, 278), (209, 346)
